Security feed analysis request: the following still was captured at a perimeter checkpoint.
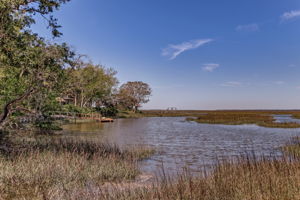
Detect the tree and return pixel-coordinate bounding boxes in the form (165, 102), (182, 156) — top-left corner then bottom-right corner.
(117, 81), (152, 112)
(64, 60), (118, 108)
(0, 0), (72, 127)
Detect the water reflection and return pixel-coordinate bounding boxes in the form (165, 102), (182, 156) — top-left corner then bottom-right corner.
(273, 114), (300, 123)
(61, 117), (300, 174)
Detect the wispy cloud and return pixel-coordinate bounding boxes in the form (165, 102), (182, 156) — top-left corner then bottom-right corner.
(236, 23), (259, 32)
(220, 81), (242, 87)
(296, 86), (300, 90)
(162, 39), (214, 60)
(281, 10), (300, 21)
(273, 81), (285, 85)
(202, 63), (220, 72)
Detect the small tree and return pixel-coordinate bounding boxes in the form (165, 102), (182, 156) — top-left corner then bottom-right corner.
(117, 81), (151, 112)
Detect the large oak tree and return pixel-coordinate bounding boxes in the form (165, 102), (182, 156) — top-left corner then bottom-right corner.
(117, 81), (152, 112)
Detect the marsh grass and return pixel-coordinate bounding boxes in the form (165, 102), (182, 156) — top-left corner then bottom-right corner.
(0, 137), (154, 200)
(1, 134), (300, 199)
(121, 110), (300, 128)
(282, 137), (300, 157)
(82, 151), (300, 200)
(186, 111), (300, 128)
(141, 110), (208, 117)
(23, 150), (299, 200)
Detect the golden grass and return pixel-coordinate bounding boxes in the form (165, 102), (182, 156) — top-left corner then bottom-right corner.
(120, 110), (300, 128)
(0, 137), (154, 199)
(1, 132), (300, 199)
(21, 150), (299, 200)
(184, 110), (300, 128)
(84, 145), (300, 200)
(282, 137), (300, 157)
(118, 157), (300, 200)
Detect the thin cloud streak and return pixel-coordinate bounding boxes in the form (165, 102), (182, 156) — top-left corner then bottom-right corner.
(281, 10), (300, 21)
(273, 81), (285, 85)
(220, 81), (242, 87)
(236, 23), (259, 32)
(162, 39), (214, 60)
(202, 63), (220, 72)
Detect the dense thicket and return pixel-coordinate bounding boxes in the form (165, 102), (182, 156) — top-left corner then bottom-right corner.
(0, 0), (151, 130)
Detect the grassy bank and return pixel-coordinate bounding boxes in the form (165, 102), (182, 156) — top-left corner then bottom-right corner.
(73, 139), (300, 200)
(118, 110), (300, 128)
(0, 137), (154, 200)
(106, 155), (300, 200)
(186, 110), (300, 128)
(1, 134), (300, 199)
(6, 138), (297, 200)
(118, 110), (208, 118)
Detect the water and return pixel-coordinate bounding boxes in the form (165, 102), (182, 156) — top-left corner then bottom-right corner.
(273, 114), (300, 123)
(61, 117), (300, 174)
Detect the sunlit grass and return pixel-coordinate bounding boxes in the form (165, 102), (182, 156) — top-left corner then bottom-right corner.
(15, 144), (298, 200)
(0, 137), (154, 199)
(121, 110), (300, 128)
(185, 110), (300, 128)
(84, 139), (300, 200)
(282, 137), (300, 157)
(1, 128), (300, 199)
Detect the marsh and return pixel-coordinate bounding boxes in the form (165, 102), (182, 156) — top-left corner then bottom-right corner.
(62, 116), (300, 174)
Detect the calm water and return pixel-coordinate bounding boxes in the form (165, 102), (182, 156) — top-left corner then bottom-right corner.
(273, 114), (300, 123)
(61, 117), (300, 174)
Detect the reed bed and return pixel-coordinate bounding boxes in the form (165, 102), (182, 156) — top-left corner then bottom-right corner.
(19, 148), (299, 200)
(71, 145), (300, 200)
(187, 111), (300, 128)
(0, 136), (300, 199)
(142, 109), (300, 117)
(0, 137), (154, 200)
(121, 110), (300, 128)
(282, 137), (300, 157)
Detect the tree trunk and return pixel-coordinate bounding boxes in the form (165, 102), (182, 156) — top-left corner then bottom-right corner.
(74, 94), (77, 106)
(0, 88), (34, 126)
(80, 91), (84, 108)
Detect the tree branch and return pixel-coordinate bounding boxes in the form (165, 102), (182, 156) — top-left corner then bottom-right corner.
(0, 88), (35, 126)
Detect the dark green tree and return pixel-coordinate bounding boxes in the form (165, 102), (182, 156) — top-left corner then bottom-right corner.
(0, 0), (72, 127)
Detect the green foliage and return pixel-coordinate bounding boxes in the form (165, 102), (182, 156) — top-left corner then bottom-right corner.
(117, 81), (152, 111)
(64, 61), (118, 108)
(0, 0), (73, 127)
(34, 119), (62, 132)
(96, 106), (118, 117)
(0, 0), (151, 131)
(62, 104), (94, 114)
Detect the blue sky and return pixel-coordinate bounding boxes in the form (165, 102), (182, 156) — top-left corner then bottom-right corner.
(33, 0), (300, 110)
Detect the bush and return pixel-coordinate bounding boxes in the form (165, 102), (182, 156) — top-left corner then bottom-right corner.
(96, 106), (118, 117)
(62, 104), (93, 113)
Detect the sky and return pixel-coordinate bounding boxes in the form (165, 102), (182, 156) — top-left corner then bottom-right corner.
(32, 0), (300, 110)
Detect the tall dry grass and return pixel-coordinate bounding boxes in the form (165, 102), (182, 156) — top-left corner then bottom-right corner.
(0, 137), (154, 200)
(90, 153), (300, 200)
(187, 111), (300, 128)
(0, 136), (300, 200)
